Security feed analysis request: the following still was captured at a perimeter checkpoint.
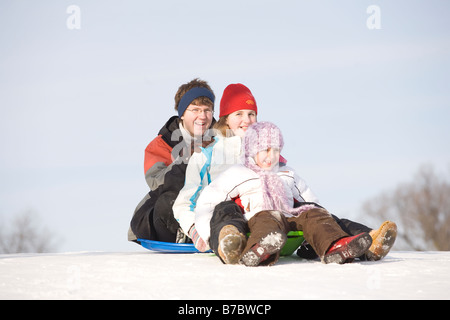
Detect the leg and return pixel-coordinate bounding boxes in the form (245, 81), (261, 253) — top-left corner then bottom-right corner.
(209, 201), (248, 254)
(287, 208), (349, 258)
(209, 201), (248, 264)
(152, 191), (180, 242)
(331, 214), (373, 235)
(331, 215), (397, 261)
(297, 214), (373, 260)
(240, 211), (288, 267)
(130, 192), (157, 241)
(289, 208), (373, 264)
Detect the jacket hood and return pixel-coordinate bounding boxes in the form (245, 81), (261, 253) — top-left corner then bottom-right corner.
(158, 116), (182, 148)
(158, 116), (217, 148)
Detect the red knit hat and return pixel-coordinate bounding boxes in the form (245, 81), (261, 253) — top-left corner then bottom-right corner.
(219, 83), (258, 118)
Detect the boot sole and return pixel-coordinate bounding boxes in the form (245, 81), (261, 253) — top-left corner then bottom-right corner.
(367, 221), (397, 261)
(240, 232), (287, 267)
(218, 226), (247, 264)
(323, 233), (373, 264)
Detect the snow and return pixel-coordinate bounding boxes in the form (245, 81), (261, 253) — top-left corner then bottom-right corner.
(1, 250), (449, 300)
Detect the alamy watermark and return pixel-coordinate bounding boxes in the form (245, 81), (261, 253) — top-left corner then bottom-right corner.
(366, 268), (381, 290)
(170, 128), (242, 166)
(66, 5), (81, 30)
(367, 5), (381, 30)
(66, 265), (82, 294)
(65, 5), (379, 31)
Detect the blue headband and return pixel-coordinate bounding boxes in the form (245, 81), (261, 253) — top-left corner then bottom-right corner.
(177, 87), (215, 118)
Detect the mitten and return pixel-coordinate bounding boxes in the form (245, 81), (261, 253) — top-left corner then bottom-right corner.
(189, 225), (208, 252)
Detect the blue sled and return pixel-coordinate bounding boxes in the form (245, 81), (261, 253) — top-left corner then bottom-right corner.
(138, 231), (304, 255)
(138, 238), (212, 253)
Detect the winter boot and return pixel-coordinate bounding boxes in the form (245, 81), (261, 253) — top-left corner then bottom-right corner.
(240, 231), (287, 267)
(296, 240), (319, 260)
(322, 232), (372, 264)
(217, 225), (247, 264)
(366, 221), (397, 261)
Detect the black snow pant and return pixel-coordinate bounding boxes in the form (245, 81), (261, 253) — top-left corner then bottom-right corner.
(130, 191), (180, 243)
(209, 201), (249, 254)
(331, 214), (372, 235)
(152, 191), (180, 242)
(130, 163), (187, 243)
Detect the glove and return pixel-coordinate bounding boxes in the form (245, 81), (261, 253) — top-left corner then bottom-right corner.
(189, 225), (208, 252)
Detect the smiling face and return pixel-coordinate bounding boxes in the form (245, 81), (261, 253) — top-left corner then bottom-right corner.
(254, 148), (280, 171)
(226, 109), (257, 137)
(180, 104), (214, 136)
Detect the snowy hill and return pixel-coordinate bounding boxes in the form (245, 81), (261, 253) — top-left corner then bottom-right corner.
(1, 251), (449, 300)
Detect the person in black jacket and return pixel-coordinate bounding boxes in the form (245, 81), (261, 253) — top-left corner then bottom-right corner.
(128, 79), (216, 244)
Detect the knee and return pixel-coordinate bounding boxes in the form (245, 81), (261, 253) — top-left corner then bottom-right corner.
(154, 192), (179, 229)
(304, 208), (331, 219)
(252, 210), (282, 220)
(212, 201), (244, 220)
(154, 191), (178, 216)
(250, 210), (288, 231)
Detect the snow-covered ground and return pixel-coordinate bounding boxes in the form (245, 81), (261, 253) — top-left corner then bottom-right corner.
(1, 250), (449, 300)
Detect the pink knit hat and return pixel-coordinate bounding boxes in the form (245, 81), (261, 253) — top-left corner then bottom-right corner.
(242, 121), (284, 163)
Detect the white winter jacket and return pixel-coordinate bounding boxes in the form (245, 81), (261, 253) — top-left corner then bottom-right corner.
(173, 135), (243, 235)
(194, 163), (319, 244)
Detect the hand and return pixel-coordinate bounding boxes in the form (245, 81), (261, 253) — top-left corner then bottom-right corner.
(189, 225), (208, 252)
(191, 138), (215, 153)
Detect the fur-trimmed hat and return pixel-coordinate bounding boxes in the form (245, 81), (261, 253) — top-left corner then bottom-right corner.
(242, 121), (284, 162)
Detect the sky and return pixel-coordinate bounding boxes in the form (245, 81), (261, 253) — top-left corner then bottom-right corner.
(1, 0), (449, 252)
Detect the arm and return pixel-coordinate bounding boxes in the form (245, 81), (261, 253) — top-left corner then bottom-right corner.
(172, 151), (207, 235)
(282, 166), (320, 204)
(144, 136), (173, 190)
(293, 172), (320, 204)
(194, 167), (242, 243)
(144, 136), (192, 190)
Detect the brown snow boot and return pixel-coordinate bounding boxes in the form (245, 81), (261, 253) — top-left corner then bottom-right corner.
(217, 225), (247, 264)
(366, 221), (397, 261)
